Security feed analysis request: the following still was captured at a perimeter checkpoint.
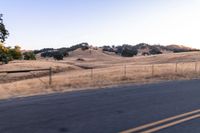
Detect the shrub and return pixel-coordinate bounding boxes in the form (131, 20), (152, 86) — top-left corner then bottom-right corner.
(23, 52), (36, 60)
(0, 53), (9, 64)
(8, 46), (22, 60)
(0, 43), (22, 64)
(53, 52), (64, 60)
(102, 46), (115, 52)
(149, 48), (162, 55)
(142, 52), (150, 56)
(121, 45), (138, 57)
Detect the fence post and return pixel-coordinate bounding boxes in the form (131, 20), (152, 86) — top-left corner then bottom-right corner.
(124, 64), (127, 77)
(49, 67), (52, 85)
(175, 62), (178, 73)
(195, 62), (198, 73)
(91, 68), (93, 80)
(152, 64), (154, 77)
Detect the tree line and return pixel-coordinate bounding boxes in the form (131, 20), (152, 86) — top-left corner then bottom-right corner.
(102, 43), (162, 57)
(35, 43), (89, 60)
(102, 43), (199, 57)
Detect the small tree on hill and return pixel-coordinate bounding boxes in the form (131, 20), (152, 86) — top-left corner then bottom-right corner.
(53, 52), (64, 60)
(121, 45), (138, 57)
(149, 47), (162, 55)
(23, 52), (36, 60)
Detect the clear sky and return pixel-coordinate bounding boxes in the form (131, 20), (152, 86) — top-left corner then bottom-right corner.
(1, 0), (200, 50)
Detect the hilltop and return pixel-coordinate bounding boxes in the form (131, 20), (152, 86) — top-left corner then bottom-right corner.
(33, 43), (199, 59)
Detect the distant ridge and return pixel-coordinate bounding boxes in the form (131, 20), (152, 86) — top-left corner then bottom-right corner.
(33, 43), (199, 58)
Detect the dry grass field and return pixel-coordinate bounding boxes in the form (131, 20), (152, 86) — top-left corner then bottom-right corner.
(0, 49), (200, 100)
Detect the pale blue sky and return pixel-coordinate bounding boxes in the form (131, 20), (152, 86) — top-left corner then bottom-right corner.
(1, 0), (200, 49)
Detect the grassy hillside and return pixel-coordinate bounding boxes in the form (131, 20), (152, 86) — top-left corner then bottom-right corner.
(0, 51), (200, 99)
(34, 43), (199, 60)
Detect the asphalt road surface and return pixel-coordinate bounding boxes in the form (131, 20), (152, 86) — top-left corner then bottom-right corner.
(0, 79), (200, 133)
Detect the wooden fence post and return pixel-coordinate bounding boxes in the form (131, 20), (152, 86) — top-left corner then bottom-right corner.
(124, 64), (127, 77)
(175, 62), (178, 73)
(152, 64), (154, 77)
(91, 68), (93, 80)
(49, 67), (52, 85)
(195, 62), (198, 73)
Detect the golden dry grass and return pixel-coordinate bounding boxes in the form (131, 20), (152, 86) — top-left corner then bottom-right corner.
(0, 51), (200, 100)
(0, 60), (80, 70)
(0, 60), (81, 83)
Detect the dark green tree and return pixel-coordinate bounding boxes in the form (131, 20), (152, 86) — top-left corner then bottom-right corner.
(0, 14), (9, 43)
(23, 52), (36, 60)
(121, 45), (138, 57)
(53, 52), (64, 60)
(149, 47), (162, 55)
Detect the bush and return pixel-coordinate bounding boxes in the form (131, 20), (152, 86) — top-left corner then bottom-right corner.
(70, 42), (89, 51)
(8, 46), (22, 60)
(102, 46), (115, 52)
(33, 48), (54, 54)
(121, 45), (138, 57)
(23, 52), (36, 60)
(142, 52), (150, 56)
(53, 52), (64, 60)
(0, 53), (9, 64)
(0, 43), (23, 64)
(41, 51), (53, 58)
(81, 45), (89, 51)
(149, 48), (162, 55)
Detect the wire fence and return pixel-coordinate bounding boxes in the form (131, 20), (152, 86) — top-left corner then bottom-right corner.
(0, 68), (52, 85)
(52, 61), (200, 88)
(87, 61), (200, 79)
(0, 61), (200, 89)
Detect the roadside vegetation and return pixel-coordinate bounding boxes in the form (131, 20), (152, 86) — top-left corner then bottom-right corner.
(0, 14), (36, 64)
(0, 48), (200, 100)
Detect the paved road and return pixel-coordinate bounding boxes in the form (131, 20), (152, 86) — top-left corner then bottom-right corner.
(0, 79), (200, 133)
